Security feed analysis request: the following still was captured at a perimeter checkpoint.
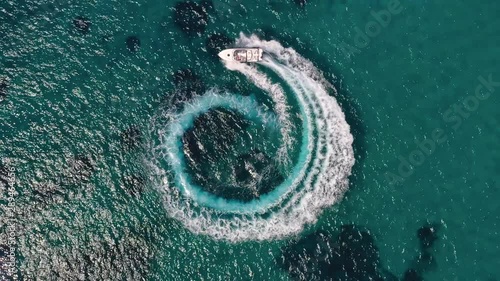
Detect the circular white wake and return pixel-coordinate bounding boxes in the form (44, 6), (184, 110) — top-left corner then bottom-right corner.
(150, 34), (355, 242)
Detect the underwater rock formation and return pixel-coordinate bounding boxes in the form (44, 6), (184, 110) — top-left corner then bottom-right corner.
(173, 68), (203, 88)
(167, 68), (206, 107)
(182, 108), (250, 163)
(293, 0), (308, 8)
(279, 225), (398, 281)
(402, 268), (423, 281)
(200, 0), (214, 12)
(181, 109), (282, 202)
(402, 222), (441, 280)
(73, 16), (91, 34)
(121, 174), (145, 197)
(196, 149), (285, 202)
(181, 130), (203, 165)
(417, 224), (439, 251)
(126, 36), (141, 52)
(67, 155), (95, 184)
(205, 33), (233, 58)
(235, 150), (269, 183)
(78, 235), (152, 280)
(279, 230), (332, 280)
(173, 1), (209, 36)
(120, 126), (142, 151)
(0, 78), (7, 102)
(181, 108), (248, 158)
(235, 149), (284, 196)
(32, 182), (65, 202)
(29, 156), (96, 202)
(330, 225), (386, 280)
(413, 250), (437, 272)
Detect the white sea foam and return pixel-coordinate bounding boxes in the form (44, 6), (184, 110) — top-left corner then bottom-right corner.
(151, 34), (355, 242)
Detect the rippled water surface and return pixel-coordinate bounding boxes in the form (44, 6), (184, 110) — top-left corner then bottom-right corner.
(1, 0), (499, 280)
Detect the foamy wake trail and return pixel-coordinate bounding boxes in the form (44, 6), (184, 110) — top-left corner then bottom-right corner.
(151, 33), (355, 242)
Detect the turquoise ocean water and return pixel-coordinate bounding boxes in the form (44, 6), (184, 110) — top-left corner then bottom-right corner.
(1, 0), (499, 280)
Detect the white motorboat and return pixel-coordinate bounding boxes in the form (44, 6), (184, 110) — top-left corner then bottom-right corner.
(218, 48), (263, 63)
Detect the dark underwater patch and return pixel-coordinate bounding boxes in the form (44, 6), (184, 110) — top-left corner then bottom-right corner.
(32, 182), (65, 202)
(0, 78), (8, 102)
(278, 230), (332, 280)
(173, 1), (209, 36)
(278, 225), (398, 281)
(417, 223), (439, 251)
(205, 33), (233, 58)
(235, 149), (284, 196)
(27, 156), (95, 203)
(67, 155), (95, 184)
(200, 184), (261, 202)
(121, 174), (146, 197)
(200, 0), (214, 15)
(173, 68), (202, 87)
(165, 68), (206, 107)
(181, 107), (250, 166)
(73, 16), (91, 34)
(404, 222), (441, 278)
(181, 130), (204, 165)
(235, 150), (269, 183)
(80, 236), (152, 279)
(402, 268), (423, 281)
(181, 108), (285, 202)
(293, 0), (308, 8)
(120, 126), (142, 151)
(183, 108), (250, 159)
(126, 36), (141, 52)
(29, 155), (97, 202)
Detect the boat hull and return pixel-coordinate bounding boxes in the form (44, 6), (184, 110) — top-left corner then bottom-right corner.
(218, 48), (263, 63)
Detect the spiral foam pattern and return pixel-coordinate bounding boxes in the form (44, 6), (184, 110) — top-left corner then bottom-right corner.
(150, 34), (355, 241)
